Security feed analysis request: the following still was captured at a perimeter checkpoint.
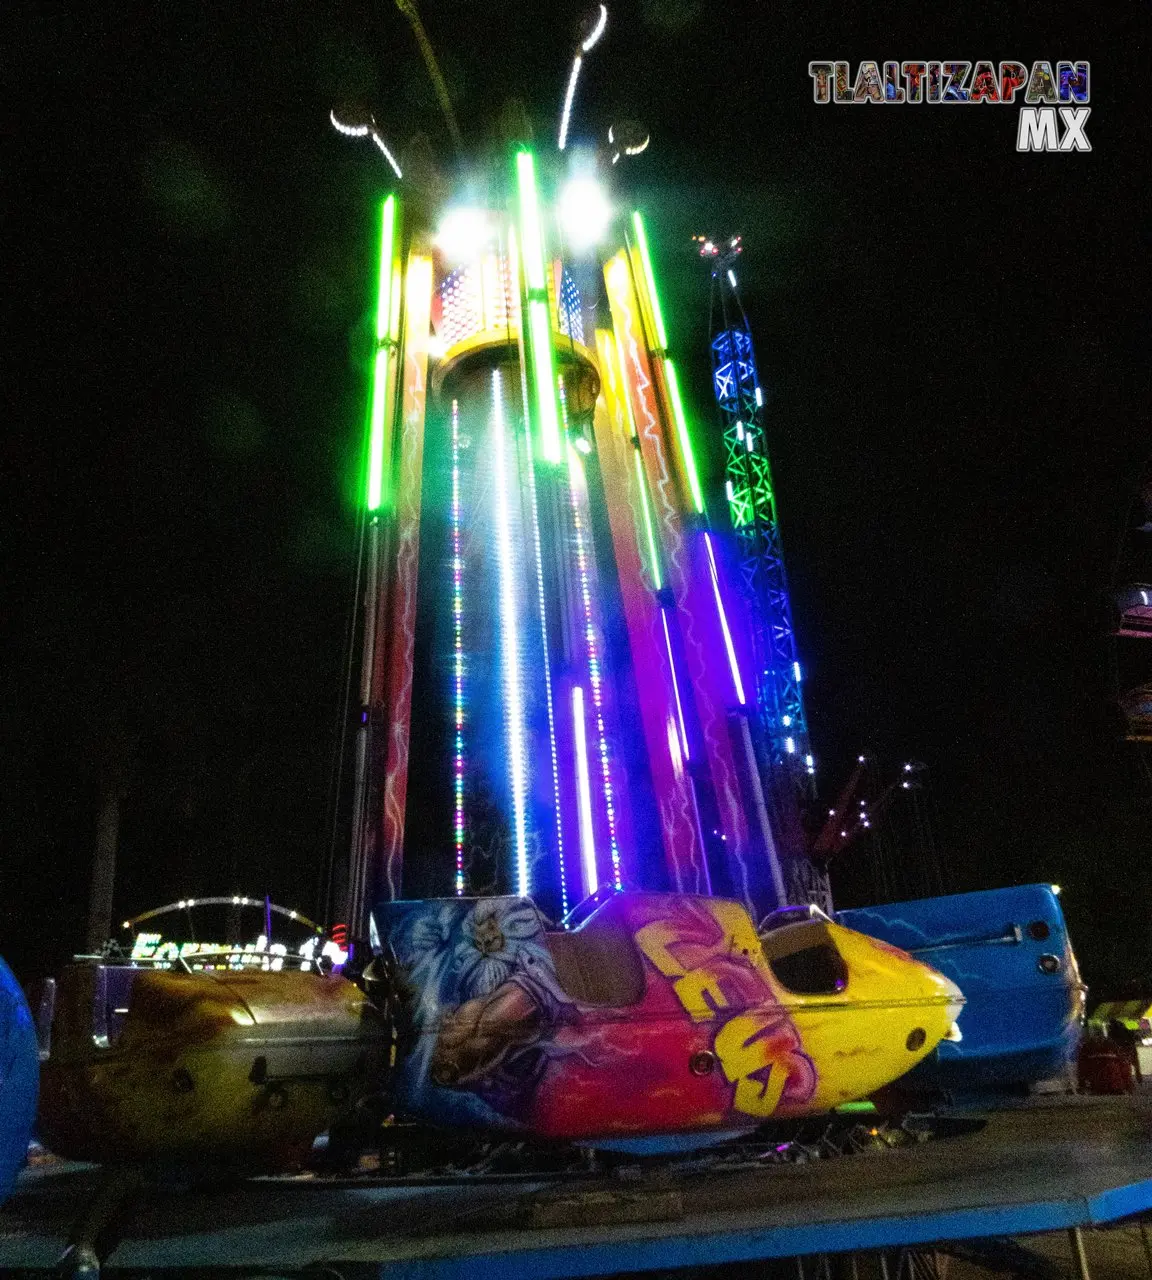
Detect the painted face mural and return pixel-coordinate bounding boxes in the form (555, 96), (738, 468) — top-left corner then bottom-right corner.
(376, 892), (962, 1141)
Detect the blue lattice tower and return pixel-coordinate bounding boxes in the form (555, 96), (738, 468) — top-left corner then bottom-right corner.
(699, 235), (829, 907)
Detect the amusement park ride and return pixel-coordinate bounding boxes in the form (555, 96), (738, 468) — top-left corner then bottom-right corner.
(0, 5), (1102, 1276)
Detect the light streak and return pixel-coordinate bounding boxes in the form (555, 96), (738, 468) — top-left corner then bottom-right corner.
(663, 359), (706, 514)
(572, 686), (598, 896)
(516, 151), (562, 464)
(703, 532), (747, 705)
(564, 385), (622, 888)
(661, 609), (690, 761)
(452, 398), (465, 894)
(558, 54), (583, 151)
(366, 195), (397, 512)
(491, 369), (530, 895)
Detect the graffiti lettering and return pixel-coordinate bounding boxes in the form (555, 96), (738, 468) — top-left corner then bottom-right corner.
(636, 904), (809, 1119)
(714, 1013), (791, 1116)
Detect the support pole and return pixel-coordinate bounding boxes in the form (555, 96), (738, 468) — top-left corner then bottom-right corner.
(85, 779), (120, 954)
(1068, 1226), (1092, 1280)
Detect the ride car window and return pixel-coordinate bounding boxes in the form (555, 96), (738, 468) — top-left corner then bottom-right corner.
(545, 923), (646, 1007)
(760, 923), (849, 996)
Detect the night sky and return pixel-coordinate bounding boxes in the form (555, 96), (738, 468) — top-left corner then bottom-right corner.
(5, 1), (1150, 990)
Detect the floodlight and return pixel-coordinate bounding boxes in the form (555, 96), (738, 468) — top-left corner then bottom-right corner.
(435, 207), (494, 262)
(558, 177), (611, 251)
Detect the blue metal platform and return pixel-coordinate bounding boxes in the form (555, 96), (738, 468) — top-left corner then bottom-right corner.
(2, 1096), (1151, 1276)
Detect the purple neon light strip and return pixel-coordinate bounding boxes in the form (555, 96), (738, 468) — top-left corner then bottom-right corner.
(452, 398), (465, 893)
(703, 532), (747, 705)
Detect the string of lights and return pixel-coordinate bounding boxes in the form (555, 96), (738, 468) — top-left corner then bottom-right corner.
(562, 381), (623, 890)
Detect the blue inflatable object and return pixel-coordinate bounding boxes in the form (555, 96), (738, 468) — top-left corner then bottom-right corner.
(1, 957), (38, 1204)
(839, 885), (1085, 1094)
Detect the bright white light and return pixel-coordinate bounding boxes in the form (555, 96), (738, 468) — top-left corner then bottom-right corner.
(785, 737), (796, 753)
(582, 4), (608, 51)
(793, 661), (802, 682)
(754, 386), (763, 407)
(805, 754), (814, 768)
(492, 369), (530, 896)
(727, 269), (737, 288)
(436, 207), (494, 263)
(574, 435), (592, 454)
(782, 714), (792, 727)
(558, 177), (612, 251)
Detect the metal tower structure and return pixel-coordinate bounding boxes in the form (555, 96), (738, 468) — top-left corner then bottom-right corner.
(698, 234), (829, 908)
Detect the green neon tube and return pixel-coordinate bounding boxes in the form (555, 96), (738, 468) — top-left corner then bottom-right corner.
(367, 194), (397, 511)
(631, 212), (705, 514)
(631, 211), (668, 352)
(663, 359), (705, 514)
(516, 151), (562, 464)
(528, 300), (562, 463)
(516, 152), (547, 293)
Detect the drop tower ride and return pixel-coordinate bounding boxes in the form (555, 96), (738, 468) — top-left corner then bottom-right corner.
(335, 8), (799, 936)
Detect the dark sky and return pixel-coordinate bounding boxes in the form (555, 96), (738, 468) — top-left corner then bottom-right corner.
(4, 1), (1150, 988)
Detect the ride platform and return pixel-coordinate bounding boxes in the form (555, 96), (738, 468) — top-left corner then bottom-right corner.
(2, 1096), (1151, 1277)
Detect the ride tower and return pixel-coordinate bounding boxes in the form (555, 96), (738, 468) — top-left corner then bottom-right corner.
(697, 235), (830, 910)
(332, 159), (804, 937)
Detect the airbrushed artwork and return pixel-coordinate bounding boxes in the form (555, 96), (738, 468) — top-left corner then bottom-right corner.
(377, 891), (962, 1140)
